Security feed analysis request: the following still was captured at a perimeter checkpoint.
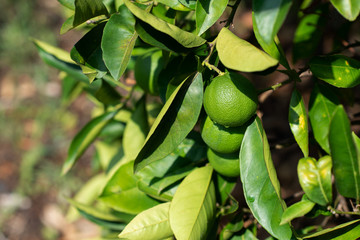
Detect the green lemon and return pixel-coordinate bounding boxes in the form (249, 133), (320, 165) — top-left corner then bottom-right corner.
(203, 71), (258, 127)
(207, 148), (240, 177)
(201, 116), (246, 154)
(134, 50), (165, 95)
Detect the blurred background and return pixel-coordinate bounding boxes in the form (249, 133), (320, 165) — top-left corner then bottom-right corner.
(0, 0), (101, 239)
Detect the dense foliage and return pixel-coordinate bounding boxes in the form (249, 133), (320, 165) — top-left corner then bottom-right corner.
(35, 0), (360, 239)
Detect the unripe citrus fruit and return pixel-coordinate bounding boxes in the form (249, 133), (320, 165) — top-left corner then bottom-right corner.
(203, 72), (258, 127)
(201, 116), (246, 154)
(135, 50), (165, 95)
(207, 148), (240, 177)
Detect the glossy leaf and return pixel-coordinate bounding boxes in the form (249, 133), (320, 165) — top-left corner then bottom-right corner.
(134, 73), (203, 173)
(303, 219), (360, 239)
(123, 97), (149, 160)
(253, 0), (292, 44)
(308, 84), (339, 153)
(310, 55), (360, 88)
(297, 156), (332, 206)
(62, 111), (117, 175)
(280, 198), (315, 225)
(329, 105), (360, 200)
(252, 13), (289, 69)
(136, 137), (206, 201)
(67, 199), (133, 230)
(119, 202), (173, 240)
(33, 39), (88, 83)
(156, 0), (191, 11)
(289, 89), (309, 157)
(73, 0), (108, 28)
(102, 6), (137, 80)
(293, 6), (327, 62)
(330, 0), (360, 21)
(124, 0), (206, 48)
(152, 4), (176, 24)
(195, 0), (229, 36)
(240, 117), (292, 240)
(71, 22), (108, 82)
(99, 161), (159, 214)
(216, 28), (278, 72)
(178, 0), (197, 10)
(216, 174), (237, 205)
(169, 166), (216, 240)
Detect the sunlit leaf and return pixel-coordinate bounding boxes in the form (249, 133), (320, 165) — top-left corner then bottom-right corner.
(216, 28), (278, 72)
(310, 55), (360, 88)
(123, 96), (149, 161)
(330, 0), (360, 21)
(298, 156), (332, 206)
(308, 84), (339, 153)
(195, 0), (229, 36)
(119, 203), (173, 240)
(73, 0), (108, 28)
(178, 0), (197, 10)
(253, 0), (292, 44)
(62, 111), (117, 174)
(289, 89), (309, 157)
(280, 198), (315, 225)
(99, 161), (160, 214)
(169, 166), (216, 240)
(124, 0), (206, 48)
(102, 5), (137, 80)
(134, 73), (203, 173)
(157, 0), (191, 11)
(240, 117), (292, 240)
(303, 219), (360, 239)
(329, 105), (360, 200)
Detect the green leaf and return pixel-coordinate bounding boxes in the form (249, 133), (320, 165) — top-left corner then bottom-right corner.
(297, 156), (332, 206)
(293, 6), (327, 62)
(66, 174), (107, 221)
(329, 105), (360, 200)
(178, 0), (197, 10)
(123, 96), (149, 161)
(231, 229), (258, 240)
(216, 174), (237, 205)
(330, 0), (360, 21)
(62, 111), (117, 175)
(156, 0), (191, 11)
(58, 0), (75, 10)
(195, 0), (229, 36)
(134, 73), (203, 173)
(124, 0), (206, 48)
(240, 117), (292, 240)
(119, 202), (173, 240)
(94, 79), (122, 106)
(152, 4), (176, 24)
(169, 166), (216, 240)
(102, 5), (137, 80)
(219, 215), (244, 240)
(216, 28), (279, 72)
(310, 55), (360, 88)
(73, 0), (109, 28)
(252, 0), (292, 44)
(136, 137), (207, 201)
(33, 39), (88, 83)
(308, 84), (339, 153)
(67, 199), (132, 230)
(289, 89), (309, 157)
(99, 161), (160, 214)
(71, 22), (108, 82)
(280, 198), (315, 225)
(252, 13), (290, 69)
(302, 219), (360, 239)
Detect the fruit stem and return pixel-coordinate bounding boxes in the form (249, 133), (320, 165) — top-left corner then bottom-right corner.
(257, 78), (293, 94)
(203, 61), (224, 76)
(202, 39), (224, 76)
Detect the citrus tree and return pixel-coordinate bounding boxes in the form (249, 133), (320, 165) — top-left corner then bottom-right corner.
(34, 0), (360, 239)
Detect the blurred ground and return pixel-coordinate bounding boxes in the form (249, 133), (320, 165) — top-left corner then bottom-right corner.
(0, 1), (360, 240)
(0, 0), (100, 239)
